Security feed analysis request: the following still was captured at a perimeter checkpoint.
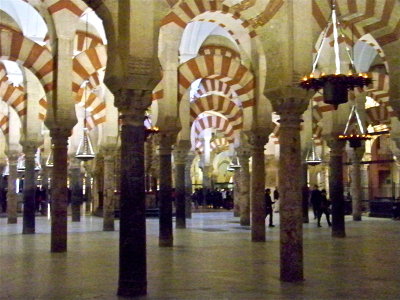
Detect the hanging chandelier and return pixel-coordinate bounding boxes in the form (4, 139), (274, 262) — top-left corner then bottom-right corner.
(76, 82), (96, 161)
(305, 140), (322, 166)
(35, 148), (41, 171)
(227, 156), (241, 172)
(2, 163), (9, 176)
(299, 0), (372, 109)
(17, 154), (25, 173)
(46, 145), (54, 167)
(338, 105), (371, 148)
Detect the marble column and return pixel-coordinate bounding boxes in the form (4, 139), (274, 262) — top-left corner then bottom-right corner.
(70, 161), (82, 222)
(233, 169), (240, 217)
(115, 89), (149, 297)
(174, 144), (190, 229)
(22, 144), (37, 234)
(7, 152), (19, 224)
(158, 133), (175, 246)
(351, 147), (364, 221)
(238, 148), (251, 226)
(328, 139), (346, 238)
(266, 86), (311, 282)
(185, 152), (195, 218)
(103, 147), (116, 231)
(249, 133), (268, 242)
(84, 164), (92, 213)
(277, 107), (307, 282)
(50, 128), (70, 252)
(202, 165), (211, 191)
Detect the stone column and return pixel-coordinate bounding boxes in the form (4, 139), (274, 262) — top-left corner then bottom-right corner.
(328, 139), (346, 238)
(22, 144), (37, 234)
(249, 133), (268, 242)
(276, 104), (307, 282)
(50, 128), (70, 252)
(174, 143), (190, 229)
(232, 169), (239, 216)
(103, 146), (116, 231)
(7, 152), (19, 224)
(115, 89), (149, 297)
(84, 163), (92, 213)
(238, 148), (251, 226)
(351, 147), (364, 221)
(266, 86), (310, 282)
(69, 160), (82, 222)
(158, 133), (175, 246)
(185, 151), (195, 218)
(202, 165), (211, 191)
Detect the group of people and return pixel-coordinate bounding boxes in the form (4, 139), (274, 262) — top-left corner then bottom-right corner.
(0, 185), (48, 215)
(264, 185), (331, 228)
(191, 188), (234, 209)
(309, 185), (332, 227)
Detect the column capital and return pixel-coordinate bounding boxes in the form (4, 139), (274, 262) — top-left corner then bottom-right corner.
(173, 141), (191, 165)
(327, 139), (346, 156)
(21, 142), (39, 158)
(114, 89), (151, 126)
(265, 85), (311, 118)
(236, 146), (252, 159)
(6, 150), (19, 162)
(50, 128), (72, 144)
(101, 145), (118, 159)
(247, 130), (269, 151)
(157, 131), (178, 155)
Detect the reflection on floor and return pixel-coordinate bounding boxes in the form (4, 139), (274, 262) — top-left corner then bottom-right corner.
(1, 211), (400, 299)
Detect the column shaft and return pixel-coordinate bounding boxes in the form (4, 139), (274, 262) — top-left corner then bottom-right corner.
(50, 131), (69, 252)
(22, 149), (36, 234)
(7, 155), (18, 224)
(329, 140), (346, 238)
(103, 151), (115, 231)
(184, 154), (194, 218)
(159, 137), (173, 247)
(251, 142), (266, 242)
(233, 169), (240, 217)
(118, 123), (146, 296)
(279, 114), (303, 282)
(175, 163), (186, 228)
(351, 149), (362, 221)
(70, 166), (82, 222)
(238, 153), (250, 226)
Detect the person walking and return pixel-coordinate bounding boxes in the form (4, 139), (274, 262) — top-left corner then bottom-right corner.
(310, 185), (322, 220)
(317, 189), (332, 227)
(265, 188), (275, 227)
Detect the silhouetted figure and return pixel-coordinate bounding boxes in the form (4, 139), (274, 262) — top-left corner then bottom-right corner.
(265, 188), (275, 227)
(302, 184), (310, 223)
(310, 185), (321, 220)
(317, 189), (331, 227)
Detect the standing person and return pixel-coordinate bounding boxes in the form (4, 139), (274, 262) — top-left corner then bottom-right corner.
(317, 189), (332, 227)
(273, 187), (280, 213)
(302, 184), (310, 223)
(265, 188), (275, 227)
(310, 185), (322, 220)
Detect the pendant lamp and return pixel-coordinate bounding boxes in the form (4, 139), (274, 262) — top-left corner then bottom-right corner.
(46, 146), (54, 167)
(35, 148), (41, 171)
(338, 105), (371, 148)
(305, 102), (322, 166)
(17, 155), (25, 173)
(299, 0), (371, 109)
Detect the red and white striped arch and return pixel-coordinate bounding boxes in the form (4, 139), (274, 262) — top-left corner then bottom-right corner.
(194, 78), (236, 100)
(312, 0), (400, 47)
(0, 114), (9, 136)
(198, 45), (240, 60)
(75, 88), (106, 127)
(0, 31), (54, 93)
(190, 94), (242, 130)
(179, 54), (254, 107)
(47, 0), (87, 17)
(210, 137), (230, 151)
(193, 114), (235, 143)
(74, 31), (104, 53)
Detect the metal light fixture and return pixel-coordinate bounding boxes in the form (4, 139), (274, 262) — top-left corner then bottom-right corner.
(17, 154), (25, 173)
(299, 0), (371, 109)
(46, 146), (54, 167)
(76, 82), (95, 161)
(338, 105), (371, 148)
(2, 163), (9, 176)
(144, 114), (159, 140)
(227, 156), (241, 172)
(35, 148), (41, 171)
(305, 101), (322, 166)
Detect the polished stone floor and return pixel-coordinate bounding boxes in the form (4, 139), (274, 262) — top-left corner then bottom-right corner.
(1, 211), (400, 299)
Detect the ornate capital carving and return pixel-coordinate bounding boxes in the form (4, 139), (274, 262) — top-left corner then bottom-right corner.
(21, 142), (38, 158)
(327, 139), (346, 156)
(265, 86), (312, 118)
(115, 89), (152, 126)
(50, 128), (71, 147)
(173, 141), (191, 165)
(247, 130), (269, 151)
(157, 131), (177, 155)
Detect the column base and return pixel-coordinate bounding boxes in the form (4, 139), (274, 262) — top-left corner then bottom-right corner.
(240, 217), (250, 226)
(280, 274), (304, 282)
(251, 236), (266, 242)
(23, 228), (35, 234)
(51, 245), (67, 253)
(103, 224), (115, 231)
(176, 220), (186, 229)
(7, 217), (17, 224)
(353, 215), (362, 221)
(71, 217), (81, 222)
(332, 230), (346, 238)
(159, 238), (173, 247)
(117, 280), (147, 297)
